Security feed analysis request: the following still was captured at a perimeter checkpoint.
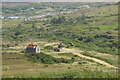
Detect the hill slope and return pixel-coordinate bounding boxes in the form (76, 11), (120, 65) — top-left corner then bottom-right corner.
(2, 3), (118, 55)
(2, 2), (119, 78)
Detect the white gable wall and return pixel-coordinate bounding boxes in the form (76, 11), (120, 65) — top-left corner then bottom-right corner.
(35, 46), (40, 53)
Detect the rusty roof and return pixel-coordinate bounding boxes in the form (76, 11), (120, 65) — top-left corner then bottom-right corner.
(27, 45), (37, 48)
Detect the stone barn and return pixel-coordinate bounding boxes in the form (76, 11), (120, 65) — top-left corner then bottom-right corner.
(26, 44), (40, 53)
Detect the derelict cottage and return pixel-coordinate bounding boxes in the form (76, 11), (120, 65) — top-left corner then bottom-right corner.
(26, 44), (40, 53)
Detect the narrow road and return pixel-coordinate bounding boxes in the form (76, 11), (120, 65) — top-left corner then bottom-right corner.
(44, 42), (60, 46)
(74, 53), (118, 69)
(62, 48), (118, 69)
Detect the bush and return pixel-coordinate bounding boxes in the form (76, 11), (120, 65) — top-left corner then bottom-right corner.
(74, 55), (78, 57)
(78, 62), (82, 64)
(82, 61), (87, 64)
(44, 65), (49, 68)
(84, 36), (94, 42)
(67, 67), (71, 69)
(51, 16), (66, 24)
(63, 72), (76, 78)
(44, 46), (54, 50)
(20, 50), (26, 53)
(25, 52), (74, 64)
(71, 57), (75, 60)
(14, 43), (18, 46)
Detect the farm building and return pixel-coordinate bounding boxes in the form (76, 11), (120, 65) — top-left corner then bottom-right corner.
(26, 44), (40, 53)
(54, 43), (65, 52)
(54, 48), (62, 52)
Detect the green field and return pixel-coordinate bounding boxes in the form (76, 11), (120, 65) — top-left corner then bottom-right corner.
(2, 2), (119, 78)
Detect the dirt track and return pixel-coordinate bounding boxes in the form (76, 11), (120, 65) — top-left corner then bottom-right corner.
(31, 42), (118, 69)
(11, 41), (118, 69)
(62, 48), (118, 69)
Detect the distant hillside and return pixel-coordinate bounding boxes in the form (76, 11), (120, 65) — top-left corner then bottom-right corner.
(2, 2), (116, 17)
(2, 2), (31, 7)
(2, 3), (118, 55)
(2, 2), (119, 78)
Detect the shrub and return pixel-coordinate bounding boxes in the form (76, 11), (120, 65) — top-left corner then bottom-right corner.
(4, 67), (10, 71)
(74, 55), (78, 57)
(71, 57), (75, 60)
(82, 61), (87, 64)
(14, 43), (18, 46)
(25, 52), (74, 64)
(51, 16), (66, 24)
(84, 36), (94, 42)
(78, 62), (82, 64)
(63, 72), (76, 78)
(44, 65), (49, 68)
(44, 46), (54, 50)
(67, 67), (71, 69)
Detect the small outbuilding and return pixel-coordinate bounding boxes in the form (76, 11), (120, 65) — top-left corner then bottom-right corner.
(26, 44), (40, 53)
(54, 48), (62, 52)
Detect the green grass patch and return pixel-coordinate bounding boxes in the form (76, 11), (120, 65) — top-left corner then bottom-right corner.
(58, 53), (75, 57)
(2, 70), (118, 78)
(81, 51), (116, 65)
(44, 46), (54, 50)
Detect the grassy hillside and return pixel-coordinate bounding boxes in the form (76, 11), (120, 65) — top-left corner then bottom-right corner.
(2, 3), (118, 55)
(2, 49), (118, 78)
(2, 2), (119, 78)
